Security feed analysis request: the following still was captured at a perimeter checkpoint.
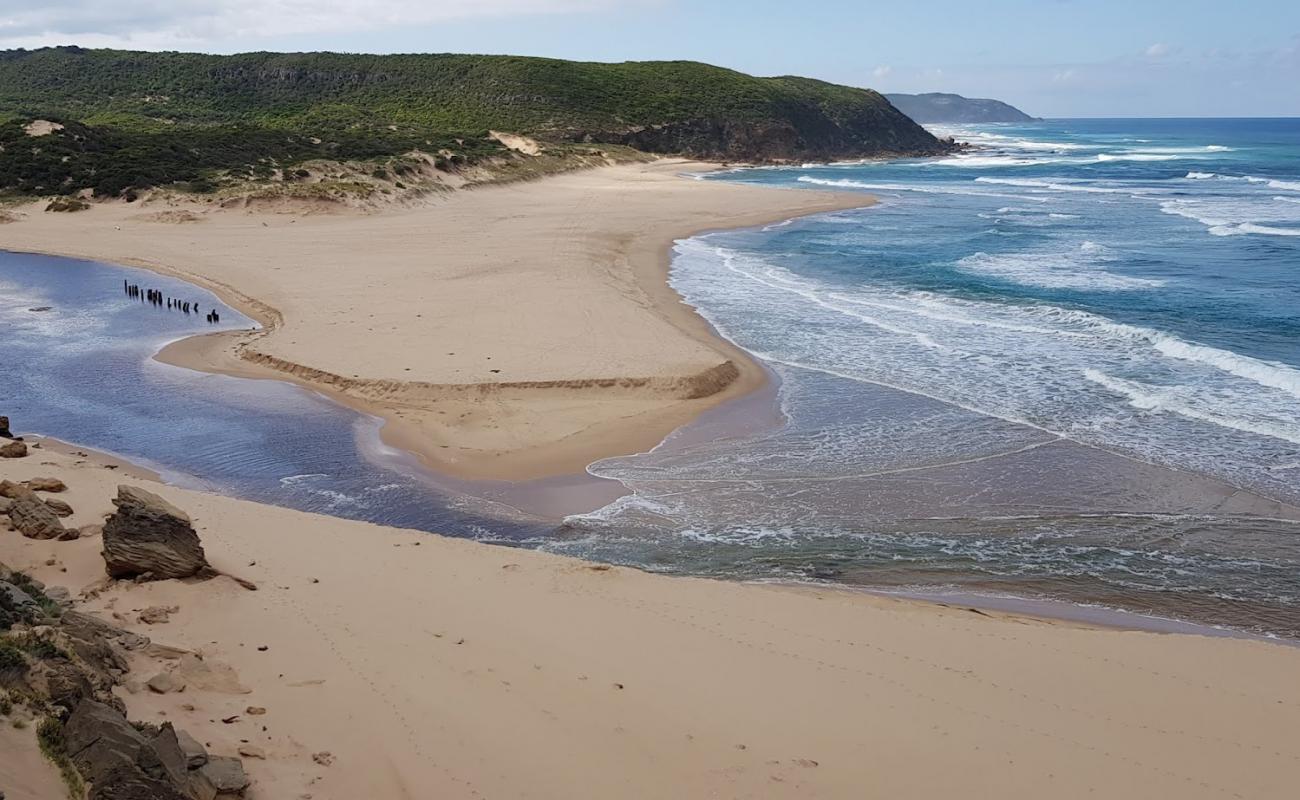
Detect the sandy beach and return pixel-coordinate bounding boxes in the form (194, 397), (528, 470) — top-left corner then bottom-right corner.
(3, 445), (1299, 799)
(0, 161), (868, 482)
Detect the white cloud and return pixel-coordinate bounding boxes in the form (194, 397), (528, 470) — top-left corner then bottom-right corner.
(871, 64), (892, 79)
(1145, 42), (1170, 58)
(0, 0), (630, 49)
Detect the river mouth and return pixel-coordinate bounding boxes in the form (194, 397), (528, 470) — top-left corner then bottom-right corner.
(1, 250), (556, 541)
(8, 115), (1300, 645)
(6, 240), (1300, 642)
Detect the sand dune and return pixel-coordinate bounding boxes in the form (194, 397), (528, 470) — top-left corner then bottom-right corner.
(1, 161), (869, 481)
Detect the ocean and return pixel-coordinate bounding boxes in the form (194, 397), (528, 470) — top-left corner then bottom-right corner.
(3, 118), (1298, 638)
(557, 119), (1300, 638)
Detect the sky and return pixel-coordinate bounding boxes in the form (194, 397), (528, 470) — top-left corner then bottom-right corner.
(2, 0), (1297, 117)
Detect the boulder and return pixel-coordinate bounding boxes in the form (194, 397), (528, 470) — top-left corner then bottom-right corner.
(0, 498), (11, 514)
(87, 764), (190, 800)
(101, 486), (208, 580)
(6, 488), (66, 539)
(0, 414), (15, 439)
(64, 699), (190, 792)
(44, 497), (75, 517)
(0, 441), (26, 458)
(175, 728), (209, 769)
(27, 477), (67, 493)
(0, 480), (26, 499)
(64, 699), (156, 783)
(146, 672), (186, 694)
(191, 756), (249, 799)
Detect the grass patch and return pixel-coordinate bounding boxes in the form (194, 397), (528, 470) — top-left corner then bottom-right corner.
(38, 716), (86, 800)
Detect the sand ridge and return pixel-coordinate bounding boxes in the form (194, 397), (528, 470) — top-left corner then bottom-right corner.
(0, 160), (871, 481)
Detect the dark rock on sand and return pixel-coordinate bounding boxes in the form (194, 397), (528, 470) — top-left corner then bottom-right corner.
(0, 441), (27, 458)
(44, 497), (75, 517)
(26, 477), (67, 493)
(175, 728), (209, 769)
(64, 699), (193, 794)
(102, 486), (208, 580)
(191, 756), (250, 799)
(87, 764), (191, 800)
(0, 415), (18, 439)
(5, 485), (67, 539)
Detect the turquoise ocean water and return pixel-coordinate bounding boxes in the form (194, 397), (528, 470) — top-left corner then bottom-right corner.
(561, 119), (1300, 637)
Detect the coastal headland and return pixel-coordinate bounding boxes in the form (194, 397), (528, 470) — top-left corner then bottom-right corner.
(1, 160), (869, 483)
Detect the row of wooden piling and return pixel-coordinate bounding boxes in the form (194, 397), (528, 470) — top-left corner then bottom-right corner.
(124, 280), (221, 323)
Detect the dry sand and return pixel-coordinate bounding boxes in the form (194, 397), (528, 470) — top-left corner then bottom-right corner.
(3, 447), (1300, 799)
(0, 161), (869, 481)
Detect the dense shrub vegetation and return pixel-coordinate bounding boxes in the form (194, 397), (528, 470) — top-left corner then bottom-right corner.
(0, 47), (944, 196)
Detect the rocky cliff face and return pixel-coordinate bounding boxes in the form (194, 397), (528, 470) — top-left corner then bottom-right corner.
(575, 85), (955, 162)
(585, 110), (953, 163)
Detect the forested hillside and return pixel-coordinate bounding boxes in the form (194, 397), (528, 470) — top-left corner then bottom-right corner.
(0, 48), (949, 197)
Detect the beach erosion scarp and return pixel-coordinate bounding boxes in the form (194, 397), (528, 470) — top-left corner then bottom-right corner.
(0, 159), (872, 489)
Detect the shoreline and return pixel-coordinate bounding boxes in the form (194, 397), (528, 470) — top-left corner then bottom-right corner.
(3, 445), (1299, 798)
(1, 159), (873, 489)
(17, 425), (1297, 646)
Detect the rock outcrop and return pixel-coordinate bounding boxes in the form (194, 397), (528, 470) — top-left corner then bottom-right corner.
(101, 486), (208, 580)
(0, 414), (17, 439)
(4, 484), (67, 539)
(0, 440), (27, 458)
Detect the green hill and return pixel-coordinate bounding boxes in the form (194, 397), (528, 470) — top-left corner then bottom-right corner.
(885, 93), (1038, 124)
(0, 47), (949, 197)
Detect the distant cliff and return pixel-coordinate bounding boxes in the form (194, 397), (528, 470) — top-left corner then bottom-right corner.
(0, 48), (953, 197)
(886, 93), (1038, 124)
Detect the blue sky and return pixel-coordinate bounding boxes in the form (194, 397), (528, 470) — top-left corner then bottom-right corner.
(4, 1), (1298, 116)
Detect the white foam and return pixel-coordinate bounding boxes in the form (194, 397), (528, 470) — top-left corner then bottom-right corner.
(1096, 152), (1181, 162)
(1209, 222), (1300, 237)
(1180, 172), (1300, 192)
(796, 175), (1044, 201)
(1083, 369), (1300, 444)
(1161, 197), (1300, 236)
(974, 176), (1147, 194)
(953, 245), (1163, 291)
(1154, 339), (1300, 398)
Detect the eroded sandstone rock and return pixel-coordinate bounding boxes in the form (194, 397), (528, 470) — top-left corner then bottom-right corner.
(5, 486), (67, 539)
(102, 486), (208, 580)
(27, 477), (67, 492)
(44, 497), (74, 517)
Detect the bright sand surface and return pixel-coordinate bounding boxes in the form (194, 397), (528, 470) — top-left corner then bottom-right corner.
(3, 447), (1300, 798)
(0, 161), (869, 481)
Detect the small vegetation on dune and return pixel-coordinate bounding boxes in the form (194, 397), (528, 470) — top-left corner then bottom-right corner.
(0, 47), (944, 198)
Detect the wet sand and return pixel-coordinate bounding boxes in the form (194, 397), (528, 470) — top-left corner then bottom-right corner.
(3, 446), (1299, 799)
(1, 160), (870, 483)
